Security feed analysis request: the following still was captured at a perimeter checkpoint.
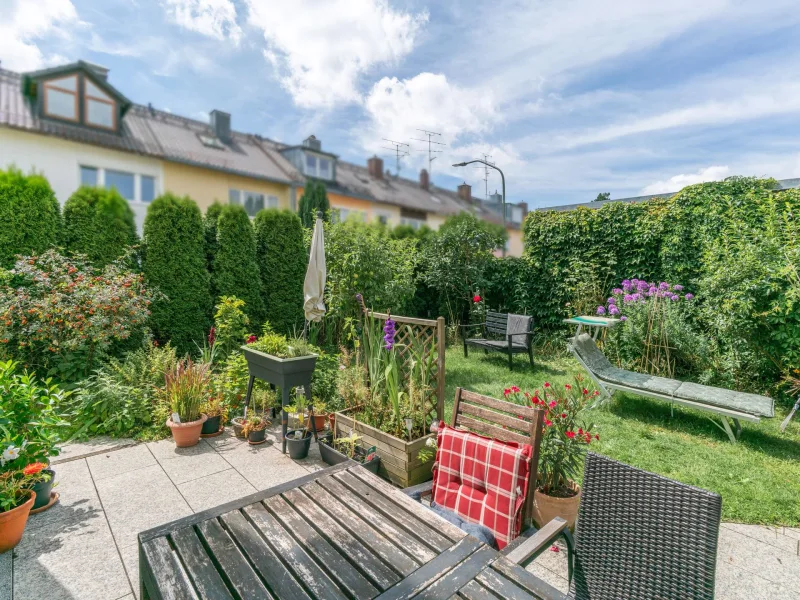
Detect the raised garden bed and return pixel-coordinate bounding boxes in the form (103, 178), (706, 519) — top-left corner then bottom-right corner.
(318, 437), (381, 474)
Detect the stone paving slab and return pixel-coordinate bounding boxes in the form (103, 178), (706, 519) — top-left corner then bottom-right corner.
(85, 444), (156, 482)
(53, 437), (137, 465)
(0, 551), (11, 600)
(118, 543), (140, 600)
(177, 467), (257, 512)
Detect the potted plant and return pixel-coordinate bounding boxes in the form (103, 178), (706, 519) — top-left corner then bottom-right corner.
(507, 376), (600, 529)
(308, 398), (328, 433)
(241, 331), (318, 387)
(0, 457), (49, 553)
(200, 394), (227, 437)
(30, 467), (57, 511)
(242, 415), (269, 445)
(319, 432), (381, 474)
(284, 426), (312, 459)
(164, 358), (209, 448)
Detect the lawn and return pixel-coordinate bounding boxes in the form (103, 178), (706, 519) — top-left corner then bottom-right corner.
(444, 347), (800, 526)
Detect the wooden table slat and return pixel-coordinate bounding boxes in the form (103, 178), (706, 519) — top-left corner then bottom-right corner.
(171, 527), (235, 600)
(455, 580), (497, 600)
(489, 557), (565, 600)
(243, 502), (349, 600)
(220, 510), (312, 600)
(140, 537), (198, 600)
(300, 481), (421, 575)
(316, 476), (438, 563)
(283, 487), (401, 589)
(348, 467), (466, 543)
(414, 547), (497, 600)
(334, 470), (453, 552)
(375, 537), (482, 600)
(197, 519), (274, 600)
(266, 494), (380, 598)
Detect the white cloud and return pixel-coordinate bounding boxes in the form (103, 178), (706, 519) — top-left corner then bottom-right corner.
(162, 0), (242, 43)
(640, 166), (730, 195)
(246, 0), (428, 109)
(0, 0), (80, 71)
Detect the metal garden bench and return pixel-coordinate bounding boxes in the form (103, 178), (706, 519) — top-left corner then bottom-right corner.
(462, 311), (535, 370)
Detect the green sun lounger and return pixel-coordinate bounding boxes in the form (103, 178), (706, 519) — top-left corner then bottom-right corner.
(569, 333), (774, 443)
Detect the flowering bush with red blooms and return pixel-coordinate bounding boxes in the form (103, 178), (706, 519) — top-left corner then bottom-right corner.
(0, 250), (157, 382)
(1, 449), (51, 512)
(505, 374), (600, 497)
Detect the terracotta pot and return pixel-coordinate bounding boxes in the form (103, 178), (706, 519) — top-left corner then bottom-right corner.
(166, 414), (207, 448)
(309, 414), (327, 433)
(533, 483), (581, 529)
(0, 491), (35, 554)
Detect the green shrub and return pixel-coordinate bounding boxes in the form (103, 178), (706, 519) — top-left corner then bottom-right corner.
(204, 202), (223, 298)
(213, 296), (249, 358)
(0, 167), (61, 267)
(254, 209), (306, 335)
(143, 193), (211, 354)
(298, 180), (330, 228)
(213, 204), (264, 323)
(62, 186), (137, 267)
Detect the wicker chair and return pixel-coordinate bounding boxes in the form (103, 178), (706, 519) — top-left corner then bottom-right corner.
(504, 453), (722, 600)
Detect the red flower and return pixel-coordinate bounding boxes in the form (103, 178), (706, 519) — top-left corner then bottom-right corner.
(550, 545), (560, 553)
(564, 383), (572, 390)
(23, 462), (47, 476)
(503, 388), (511, 396)
(565, 430), (576, 439)
(545, 419), (553, 427)
(548, 400), (557, 408)
(595, 434), (600, 440)
(473, 294), (482, 303)
(246, 335), (257, 344)
(582, 388), (589, 395)
(578, 428), (583, 435)
(585, 433), (592, 443)
(208, 326), (216, 347)
(561, 412), (567, 418)
(511, 385), (520, 393)
(593, 390), (600, 397)
(543, 382), (551, 388)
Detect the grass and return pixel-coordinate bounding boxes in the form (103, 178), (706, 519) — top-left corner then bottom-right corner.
(444, 347), (800, 526)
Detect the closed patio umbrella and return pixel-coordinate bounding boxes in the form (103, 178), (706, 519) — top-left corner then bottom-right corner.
(303, 210), (326, 329)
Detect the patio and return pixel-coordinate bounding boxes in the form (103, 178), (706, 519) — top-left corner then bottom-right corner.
(2, 426), (798, 600)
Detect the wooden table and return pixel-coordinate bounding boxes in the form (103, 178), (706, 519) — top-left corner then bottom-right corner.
(138, 463), (563, 600)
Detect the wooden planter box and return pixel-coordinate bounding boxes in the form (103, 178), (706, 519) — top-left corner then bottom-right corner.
(334, 408), (435, 487)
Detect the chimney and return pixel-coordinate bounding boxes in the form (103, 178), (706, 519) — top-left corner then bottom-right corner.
(419, 169), (429, 190)
(457, 182), (472, 203)
(303, 134), (322, 151)
(210, 110), (232, 143)
(367, 155), (384, 179)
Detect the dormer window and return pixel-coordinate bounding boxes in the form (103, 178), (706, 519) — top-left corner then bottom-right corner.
(44, 75), (79, 121)
(84, 79), (116, 129)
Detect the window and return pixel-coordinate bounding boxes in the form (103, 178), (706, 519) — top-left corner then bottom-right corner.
(141, 176), (156, 203)
(44, 75), (78, 121)
(243, 191), (264, 217)
(318, 158), (330, 179)
(84, 79), (115, 129)
(302, 152), (334, 179)
(333, 207), (365, 223)
(267, 196), (279, 209)
(305, 154), (317, 173)
(80, 166), (98, 186)
(400, 217), (425, 230)
(199, 134), (226, 150)
(105, 170), (135, 201)
(229, 189), (241, 205)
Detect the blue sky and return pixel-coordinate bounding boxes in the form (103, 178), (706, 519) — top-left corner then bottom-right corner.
(3, 0), (800, 207)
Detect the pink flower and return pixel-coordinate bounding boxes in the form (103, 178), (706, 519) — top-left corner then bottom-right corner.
(473, 294), (482, 303)
(545, 419), (553, 427)
(550, 545), (560, 553)
(549, 400), (557, 408)
(565, 431), (576, 439)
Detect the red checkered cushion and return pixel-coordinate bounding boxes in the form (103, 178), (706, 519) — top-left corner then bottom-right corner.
(431, 421), (532, 549)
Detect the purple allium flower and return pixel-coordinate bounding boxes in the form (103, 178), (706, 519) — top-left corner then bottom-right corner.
(620, 315), (627, 322)
(631, 293), (641, 302)
(659, 282), (670, 291)
(670, 294), (679, 301)
(673, 284), (684, 291)
(648, 287), (657, 296)
(609, 305), (620, 315)
(623, 294), (633, 303)
(637, 280), (649, 291)
(355, 293), (363, 303)
(608, 297), (616, 304)
(685, 293), (694, 300)
(612, 288), (623, 295)
(383, 318), (396, 350)
(596, 306), (606, 315)
(622, 279), (632, 287)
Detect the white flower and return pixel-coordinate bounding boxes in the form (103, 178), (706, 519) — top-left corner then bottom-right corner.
(425, 437), (437, 448)
(1, 445), (20, 466)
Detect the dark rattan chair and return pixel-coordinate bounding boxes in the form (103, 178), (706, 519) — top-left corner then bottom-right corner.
(504, 453), (722, 600)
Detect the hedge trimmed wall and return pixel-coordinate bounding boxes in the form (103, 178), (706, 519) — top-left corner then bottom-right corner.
(298, 180), (330, 228)
(143, 193), (212, 353)
(254, 209), (306, 334)
(213, 204), (264, 324)
(62, 186), (137, 267)
(0, 167), (61, 267)
(204, 201), (223, 299)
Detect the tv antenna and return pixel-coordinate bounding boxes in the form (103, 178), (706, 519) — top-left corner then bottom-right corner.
(381, 139), (410, 175)
(411, 129), (446, 178)
(473, 153), (494, 199)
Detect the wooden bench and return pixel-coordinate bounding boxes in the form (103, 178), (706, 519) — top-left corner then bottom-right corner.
(462, 311), (535, 370)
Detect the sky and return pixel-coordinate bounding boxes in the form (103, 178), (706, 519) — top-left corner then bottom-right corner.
(2, 0), (800, 208)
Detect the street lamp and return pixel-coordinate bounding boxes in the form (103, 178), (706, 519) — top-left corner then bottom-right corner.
(453, 159), (507, 254)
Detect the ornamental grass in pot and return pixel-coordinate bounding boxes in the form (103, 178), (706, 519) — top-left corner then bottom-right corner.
(0, 458), (50, 553)
(506, 375), (601, 529)
(164, 358), (209, 448)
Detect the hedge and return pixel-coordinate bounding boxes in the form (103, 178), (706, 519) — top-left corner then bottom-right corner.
(298, 180), (330, 228)
(213, 204), (264, 324)
(62, 186), (137, 266)
(204, 201), (223, 299)
(143, 193), (211, 353)
(0, 167), (61, 267)
(254, 209), (306, 334)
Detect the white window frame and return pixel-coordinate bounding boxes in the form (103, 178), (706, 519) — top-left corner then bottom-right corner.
(303, 151), (334, 179)
(79, 165), (159, 204)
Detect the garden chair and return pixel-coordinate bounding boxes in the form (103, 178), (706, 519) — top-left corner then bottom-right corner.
(504, 452), (722, 600)
(462, 311), (535, 370)
(569, 333), (774, 442)
(404, 387), (557, 550)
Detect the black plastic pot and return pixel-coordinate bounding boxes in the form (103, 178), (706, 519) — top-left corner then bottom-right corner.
(201, 414), (221, 435)
(285, 429), (312, 459)
(248, 428), (267, 444)
(32, 469), (55, 510)
(318, 441), (381, 474)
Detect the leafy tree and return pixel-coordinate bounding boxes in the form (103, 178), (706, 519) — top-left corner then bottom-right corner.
(62, 186), (137, 267)
(298, 180), (330, 228)
(0, 167), (61, 267)
(143, 193), (211, 353)
(254, 209), (306, 335)
(594, 192), (611, 202)
(213, 204), (264, 323)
